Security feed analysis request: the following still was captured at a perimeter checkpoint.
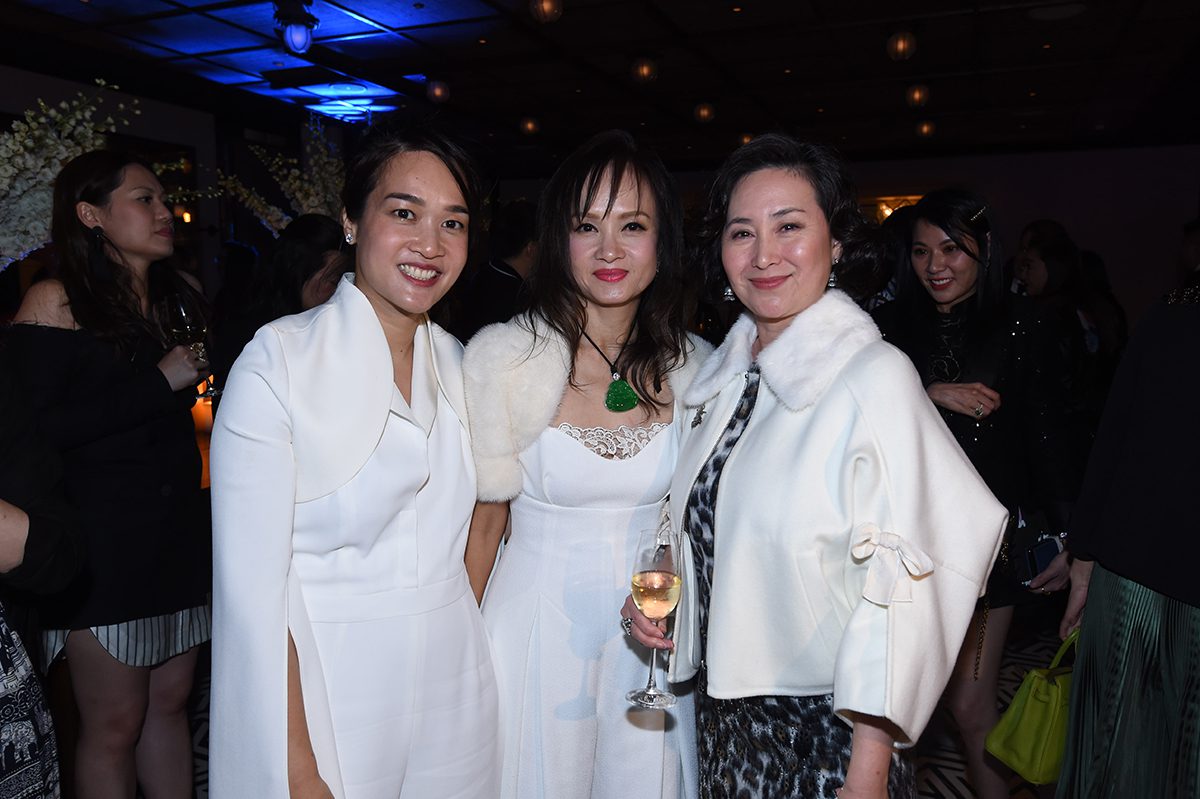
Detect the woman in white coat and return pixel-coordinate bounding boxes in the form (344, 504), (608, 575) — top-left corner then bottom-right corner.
(210, 126), (499, 798)
(463, 130), (707, 799)
(624, 135), (1008, 798)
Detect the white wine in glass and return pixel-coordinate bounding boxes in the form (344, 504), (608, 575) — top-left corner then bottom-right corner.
(627, 527), (681, 709)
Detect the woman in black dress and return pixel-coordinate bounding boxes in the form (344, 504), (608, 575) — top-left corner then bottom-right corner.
(873, 189), (1084, 799)
(5, 150), (211, 798)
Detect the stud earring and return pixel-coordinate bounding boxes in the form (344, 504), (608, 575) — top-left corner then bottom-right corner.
(345, 232), (355, 245)
(722, 284), (736, 302)
(826, 270), (839, 289)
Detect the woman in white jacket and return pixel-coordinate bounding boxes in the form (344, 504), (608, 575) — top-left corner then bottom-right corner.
(209, 126), (499, 798)
(463, 130), (707, 799)
(624, 135), (1008, 798)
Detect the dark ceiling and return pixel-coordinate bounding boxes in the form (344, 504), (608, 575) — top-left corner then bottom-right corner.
(4, 0), (1200, 177)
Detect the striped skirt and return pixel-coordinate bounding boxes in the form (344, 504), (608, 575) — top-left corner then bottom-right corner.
(41, 604), (211, 672)
(1056, 564), (1200, 799)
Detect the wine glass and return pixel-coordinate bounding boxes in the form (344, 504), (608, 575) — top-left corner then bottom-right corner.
(160, 293), (219, 398)
(626, 526), (682, 709)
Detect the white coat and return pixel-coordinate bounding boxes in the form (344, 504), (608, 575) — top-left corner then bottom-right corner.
(667, 289), (1008, 745)
(209, 275), (497, 797)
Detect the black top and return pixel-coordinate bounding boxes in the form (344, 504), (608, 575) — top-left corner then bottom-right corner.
(0, 324), (210, 628)
(873, 297), (1084, 522)
(1068, 286), (1200, 607)
(0, 368), (83, 594)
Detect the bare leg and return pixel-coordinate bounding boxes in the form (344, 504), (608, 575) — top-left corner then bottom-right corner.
(135, 647), (199, 799)
(65, 631), (149, 799)
(945, 604), (1014, 799)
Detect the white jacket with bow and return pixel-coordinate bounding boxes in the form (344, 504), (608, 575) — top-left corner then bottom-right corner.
(668, 289), (1007, 745)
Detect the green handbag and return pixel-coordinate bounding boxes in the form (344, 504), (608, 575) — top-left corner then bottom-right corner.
(985, 628), (1079, 785)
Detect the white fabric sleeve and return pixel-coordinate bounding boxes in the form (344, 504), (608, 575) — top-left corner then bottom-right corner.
(209, 327), (343, 797)
(832, 347), (1007, 745)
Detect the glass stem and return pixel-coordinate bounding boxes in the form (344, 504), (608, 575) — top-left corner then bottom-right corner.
(645, 642), (658, 693)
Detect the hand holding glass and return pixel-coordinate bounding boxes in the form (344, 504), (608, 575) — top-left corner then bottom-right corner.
(627, 527), (682, 709)
(161, 293), (218, 398)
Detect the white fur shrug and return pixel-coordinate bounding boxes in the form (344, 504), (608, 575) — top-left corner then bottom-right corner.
(462, 315), (712, 501)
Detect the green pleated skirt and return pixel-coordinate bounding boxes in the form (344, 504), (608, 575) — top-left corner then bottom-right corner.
(1056, 564), (1200, 799)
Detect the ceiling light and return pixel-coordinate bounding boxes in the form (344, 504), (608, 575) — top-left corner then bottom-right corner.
(530, 0), (563, 23)
(694, 103), (715, 123)
(520, 117), (540, 135)
(887, 31), (916, 61)
(426, 81), (449, 103)
(478, 38), (487, 44)
(631, 58), (657, 83)
(274, 0), (318, 55)
(331, 83), (367, 94)
(916, 120), (935, 137)
(739, 133), (754, 145)
(1042, 42), (1052, 49)
(906, 84), (929, 108)
(732, 5), (743, 11)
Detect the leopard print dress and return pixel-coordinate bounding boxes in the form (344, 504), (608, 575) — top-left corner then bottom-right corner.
(684, 365), (914, 798)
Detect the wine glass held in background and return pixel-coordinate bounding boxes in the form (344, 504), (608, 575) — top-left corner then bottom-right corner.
(627, 527), (682, 709)
(161, 293), (219, 398)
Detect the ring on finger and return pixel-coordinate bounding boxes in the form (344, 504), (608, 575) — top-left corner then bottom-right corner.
(620, 617), (633, 636)
(973, 402), (984, 417)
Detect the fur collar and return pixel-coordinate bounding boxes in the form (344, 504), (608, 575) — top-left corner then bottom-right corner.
(684, 289), (881, 413)
(464, 315), (712, 502)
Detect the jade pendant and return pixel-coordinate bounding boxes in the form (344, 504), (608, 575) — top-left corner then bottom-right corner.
(604, 377), (639, 412)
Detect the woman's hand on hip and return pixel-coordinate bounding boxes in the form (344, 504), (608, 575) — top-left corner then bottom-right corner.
(621, 594), (672, 650)
(157, 344), (211, 392)
(926, 381), (1001, 419)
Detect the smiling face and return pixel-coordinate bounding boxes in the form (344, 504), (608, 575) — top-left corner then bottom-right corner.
(910, 218), (981, 312)
(721, 167), (841, 344)
(567, 168), (659, 314)
(79, 163), (174, 271)
(346, 150), (470, 324)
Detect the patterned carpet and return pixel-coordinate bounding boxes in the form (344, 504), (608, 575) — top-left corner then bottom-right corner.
(188, 606), (1067, 798)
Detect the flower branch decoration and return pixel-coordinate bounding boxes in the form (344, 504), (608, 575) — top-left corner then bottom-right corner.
(218, 114), (345, 236)
(0, 79), (139, 270)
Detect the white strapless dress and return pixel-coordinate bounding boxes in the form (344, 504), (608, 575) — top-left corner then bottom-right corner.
(482, 422), (698, 799)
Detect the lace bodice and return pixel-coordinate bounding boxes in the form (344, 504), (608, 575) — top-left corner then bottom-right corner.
(555, 422), (670, 460)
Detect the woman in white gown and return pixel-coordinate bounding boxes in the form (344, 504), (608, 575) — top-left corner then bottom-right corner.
(463, 130), (709, 799)
(209, 126), (499, 799)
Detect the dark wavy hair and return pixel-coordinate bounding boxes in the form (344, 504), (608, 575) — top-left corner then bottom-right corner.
(894, 188), (1005, 317)
(342, 122), (486, 273)
(697, 134), (888, 303)
(258, 213), (347, 318)
(524, 130), (692, 411)
(50, 149), (194, 345)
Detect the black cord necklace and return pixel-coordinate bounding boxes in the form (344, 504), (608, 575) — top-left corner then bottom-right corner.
(580, 329), (639, 412)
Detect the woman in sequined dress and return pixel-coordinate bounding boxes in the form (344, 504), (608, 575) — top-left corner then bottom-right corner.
(625, 137), (1007, 798)
(872, 189), (1086, 799)
(463, 131), (709, 798)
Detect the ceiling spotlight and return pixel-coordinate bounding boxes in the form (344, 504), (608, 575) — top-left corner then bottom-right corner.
(530, 0), (563, 23)
(520, 117), (540, 135)
(274, 0), (318, 55)
(916, 120), (935, 137)
(694, 103), (715, 123)
(631, 58), (657, 83)
(887, 30), (916, 61)
(427, 81), (449, 103)
(905, 84), (929, 108)
(739, 133), (754, 145)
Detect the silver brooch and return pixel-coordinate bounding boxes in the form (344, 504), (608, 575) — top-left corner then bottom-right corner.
(691, 404), (706, 428)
